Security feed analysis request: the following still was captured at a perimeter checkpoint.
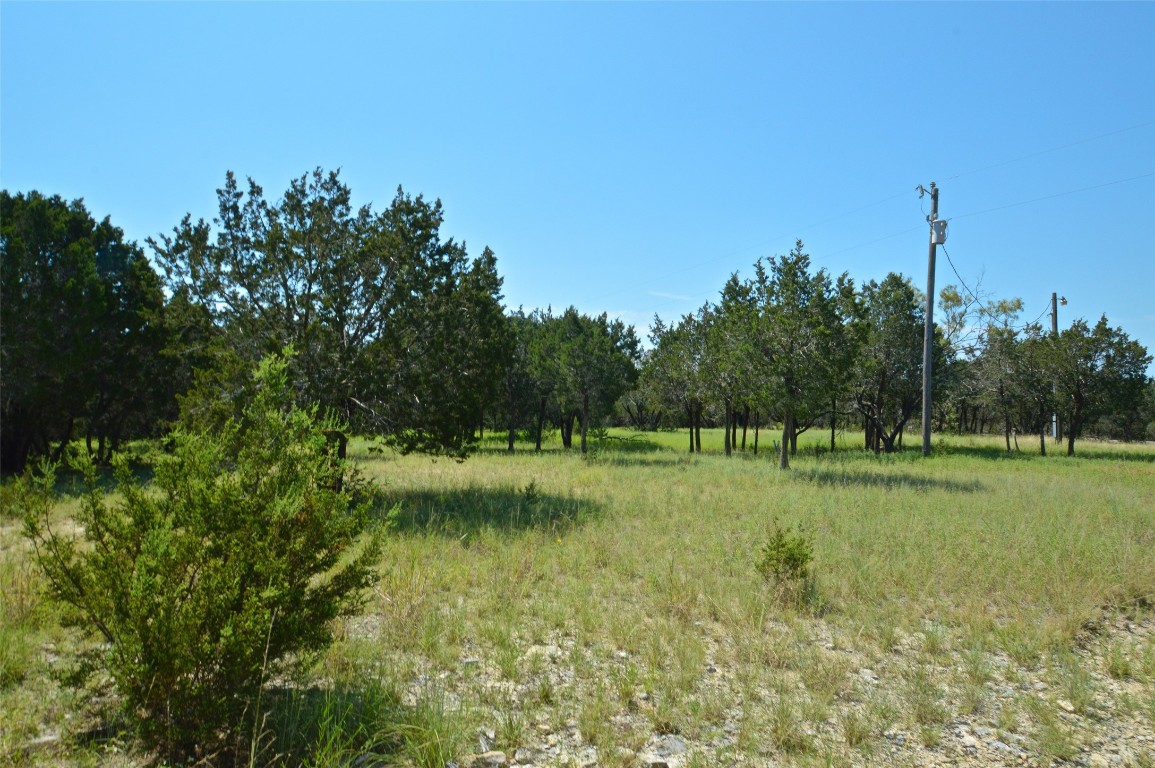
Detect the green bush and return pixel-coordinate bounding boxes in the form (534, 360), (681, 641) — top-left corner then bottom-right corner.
(17, 352), (381, 763)
(755, 522), (817, 609)
(755, 522), (813, 584)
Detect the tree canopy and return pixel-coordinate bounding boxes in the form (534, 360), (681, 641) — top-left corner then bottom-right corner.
(1, 191), (171, 473)
(4, 178), (1152, 472)
(149, 169), (510, 458)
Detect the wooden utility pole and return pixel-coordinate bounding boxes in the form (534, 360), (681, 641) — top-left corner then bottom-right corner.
(1051, 292), (1066, 441)
(1051, 292), (1059, 440)
(920, 182), (940, 457)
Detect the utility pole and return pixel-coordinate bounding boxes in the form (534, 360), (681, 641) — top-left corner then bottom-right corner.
(1051, 292), (1066, 440)
(919, 182), (940, 457)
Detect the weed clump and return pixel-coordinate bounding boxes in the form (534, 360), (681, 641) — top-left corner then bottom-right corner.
(755, 521), (820, 611)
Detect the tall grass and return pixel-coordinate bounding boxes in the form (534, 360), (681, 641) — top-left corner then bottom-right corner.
(353, 428), (1153, 759)
(3, 428), (1152, 764)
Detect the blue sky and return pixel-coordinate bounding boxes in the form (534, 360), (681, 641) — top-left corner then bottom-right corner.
(3, 2), (1153, 366)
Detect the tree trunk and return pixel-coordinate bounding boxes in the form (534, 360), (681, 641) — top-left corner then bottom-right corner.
(687, 403), (695, 452)
(535, 397), (546, 451)
(1004, 410), (1012, 452)
(779, 411), (793, 469)
(790, 427), (798, 456)
(694, 405), (701, 453)
(580, 394), (589, 454)
(561, 413), (574, 449)
(741, 404), (749, 451)
(50, 417), (74, 462)
(724, 398), (732, 457)
(830, 396), (837, 453)
(753, 410), (760, 455)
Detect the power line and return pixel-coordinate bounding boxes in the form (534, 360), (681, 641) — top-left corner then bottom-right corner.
(582, 188), (917, 309)
(942, 119), (1155, 183)
(583, 123), (1154, 323)
(940, 244), (1057, 333)
(952, 172), (1155, 220)
(610, 168), (1151, 316)
(825, 225), (923, 258)
(646, 166), (1148, 321)
(940, 244), (982, 305)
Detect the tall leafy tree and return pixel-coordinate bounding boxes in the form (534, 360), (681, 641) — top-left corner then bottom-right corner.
(1016, 324), (1058, 455)
(967, 297), (1026, 451)
(851, 273), (928, 454)
(551, 308), (640, 454)
(1049, 316), (1151, 456)
(497, 309), (542, 451)
(713, 279), (759, 456)
(369, 245), (510, 456)
(150, 169), (508, 457)
(747, 240), (855, 469)
(643, 308), (710, 452)
(1, 191), (169, 473)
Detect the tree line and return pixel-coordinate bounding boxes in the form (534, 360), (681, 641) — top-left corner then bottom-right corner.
(638, 252), (1153, 466)
(2, 170), (1151, 474)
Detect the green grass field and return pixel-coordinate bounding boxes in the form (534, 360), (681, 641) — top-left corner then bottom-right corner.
(3, 429), (1154, 766)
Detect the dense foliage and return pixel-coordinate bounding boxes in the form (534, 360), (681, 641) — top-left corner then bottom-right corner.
(150, 169), (510, 458)
(17, 352), (381, 761)
(2, 179), (1151, 474)
(0, 191), (174, 474)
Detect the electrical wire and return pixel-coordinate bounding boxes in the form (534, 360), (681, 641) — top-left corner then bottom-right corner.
(952, 172), (1155, 220)
(942, 120), (1155, 183)
(582, 188), (918, 310)
(581, 122), (1154, 324)
(941, 243), (1054, 334)
(825, 225), (924, 259)
(940, 245), (982, 305)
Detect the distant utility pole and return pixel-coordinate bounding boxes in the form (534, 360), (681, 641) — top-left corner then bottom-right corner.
(918, 182), (941, 457)
(1051, 292), (1066, 440)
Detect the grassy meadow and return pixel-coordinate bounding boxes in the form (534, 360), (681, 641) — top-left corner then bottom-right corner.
(3, 429), (1154, 766)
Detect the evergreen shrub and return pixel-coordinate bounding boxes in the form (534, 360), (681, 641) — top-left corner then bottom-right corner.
(18, 352), (381, 762)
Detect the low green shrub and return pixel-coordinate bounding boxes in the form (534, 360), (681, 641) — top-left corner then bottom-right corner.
(16, 351), (381, 763)
(755, 522), (813, 585)
(755, 521), (819, 610)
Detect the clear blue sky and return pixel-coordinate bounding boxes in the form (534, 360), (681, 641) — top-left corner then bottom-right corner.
(3, 2), (1153, 366)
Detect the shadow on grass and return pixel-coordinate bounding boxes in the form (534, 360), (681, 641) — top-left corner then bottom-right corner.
(940, 443), (1155, 463)
(248, 679), (463, 768)
(581, 453), (698, 468)
(796, 467), (985, 493)
(0, 460), (156, 514)
(377, 484), (601, 537)
(254, 683), (401, 766)
(935, 444), (1040, 461)
(1061, 445), (1155, 463)
(58, 671), (461, 766)
(52, 461), (156, 497)
(473, 433), (671, 456)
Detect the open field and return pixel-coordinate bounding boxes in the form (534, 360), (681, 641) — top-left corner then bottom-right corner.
(3, 430), (1154, 767)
